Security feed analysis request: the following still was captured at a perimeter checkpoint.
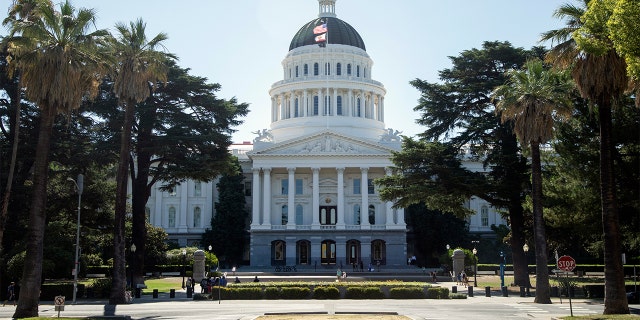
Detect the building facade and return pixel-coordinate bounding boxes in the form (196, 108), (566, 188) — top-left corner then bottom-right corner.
(144, 0), (506, 267)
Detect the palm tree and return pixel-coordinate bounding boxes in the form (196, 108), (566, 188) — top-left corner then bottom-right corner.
(107, 18), (173, 304)
(493, 59), (574, 304)
(542, 1), (630, 314)
(3, 0), (107, 317)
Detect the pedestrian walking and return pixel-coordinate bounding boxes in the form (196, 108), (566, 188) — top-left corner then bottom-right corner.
(4, 282), (15, 306)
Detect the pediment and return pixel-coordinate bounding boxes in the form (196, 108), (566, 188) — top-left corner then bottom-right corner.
(250, 131), (394, 156)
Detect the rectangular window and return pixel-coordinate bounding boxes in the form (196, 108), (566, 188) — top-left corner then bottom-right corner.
(368, 179), (375, 194)
(244, 181), (252, 196)
(194, 181), (202, 197)
(281, 179), (288, 195)
(295, 179), (303, 195)
(353, 178), (361, 194)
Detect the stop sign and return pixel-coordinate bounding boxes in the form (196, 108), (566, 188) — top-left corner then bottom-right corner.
(557, 255), (576, 272)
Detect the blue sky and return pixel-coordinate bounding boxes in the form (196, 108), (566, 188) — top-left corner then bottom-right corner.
(26, 1), (568, 143)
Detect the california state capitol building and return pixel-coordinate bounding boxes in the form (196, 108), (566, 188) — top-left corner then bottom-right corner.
(141, 0), (507, 268)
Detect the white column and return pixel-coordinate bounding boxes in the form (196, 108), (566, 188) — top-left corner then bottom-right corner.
(348, 89), (353, 117)
(262, 168), (272, 227)
(360, 167), (369, 227)
(178, 182), (188, 232)
(287, 167), (295, 227)
(279, 94), (285, 120)
(154, 187), (162, 227)
(312, 167), (320, 228)
(319, 89), (324, 115)
(303, 90), (308, 117)
(336, 167), (345, 227)
(380, 96), (384, 122)
(251, 168), (261, 227)
(333, 88), (338, 116)
(385, 168), (394, 226)
(397, 208), (406, 225)
(289, 92), (295, 118)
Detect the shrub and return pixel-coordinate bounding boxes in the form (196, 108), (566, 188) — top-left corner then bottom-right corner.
(264, 287), (280, 299)
(40, 283), (85, 301)
(345, 287), (384, 299)
(450, 293), (467, 299)
(192, 293), (209, 300)
(280, 287), (311, 299)
(583, 285), (604, 298)
(88, 278), (112, 298)
(426, 287), (449, 299)
(313, 286), (340, 299)
(217, 287), (263, 300)
(389, 287), (425, 299)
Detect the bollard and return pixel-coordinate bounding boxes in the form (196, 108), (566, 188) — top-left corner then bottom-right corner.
(526, 286), (531, 297)
(169, 289), (175, 298)
(502, 286), (508, 297)
(135, 288), (141, 299)
(485, 286), (491, 297)
(187, 286), (193, 298)
(468, 286), (474, 297)
(153, 289), (158, 298)
(520, 286), (525, 297)
(452, 286), (457, 293)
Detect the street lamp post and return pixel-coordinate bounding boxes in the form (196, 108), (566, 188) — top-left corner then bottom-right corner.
(130, 243), (137, 290)
(472, 247), (478, 287)
(68, 174), (83, 304)
(499, 251), (506, 289)
(523, 243), (530, 296)
(208, 245), (212, 276)
(181, 249), (187, 289)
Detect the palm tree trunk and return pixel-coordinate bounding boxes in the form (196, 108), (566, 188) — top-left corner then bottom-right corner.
(0, 76), (21, 255)
(109, 99), (136, 304)
(12, 106), (55, 319)
(531, 141), (551, 304)
(599, 105), (629, 314)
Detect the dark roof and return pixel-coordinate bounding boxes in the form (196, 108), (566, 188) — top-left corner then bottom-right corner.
(289, 17), (366, 51)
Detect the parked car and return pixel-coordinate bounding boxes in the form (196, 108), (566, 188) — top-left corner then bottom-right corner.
(627, 291), (639, 304)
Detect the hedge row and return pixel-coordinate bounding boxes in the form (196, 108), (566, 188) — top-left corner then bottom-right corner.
(202, 285), (449, 300)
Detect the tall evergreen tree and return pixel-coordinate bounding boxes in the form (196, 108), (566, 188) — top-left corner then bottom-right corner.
(379, 41), (542, 287)
(493, 59), (574, 303)
(202, 159), (249, 268)
(3, 1), (107, 316)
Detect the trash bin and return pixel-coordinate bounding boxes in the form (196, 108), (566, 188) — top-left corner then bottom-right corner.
(152, 289), (158, 298)
(520, 286), (526, 297)
(501, 286), (508, 297)
(169, 289), (175, 298)
(468, 286), (474, 297)
(485, 286), (491, 297)
(452, 286), (457, 293)
(186, 287), (193, 298)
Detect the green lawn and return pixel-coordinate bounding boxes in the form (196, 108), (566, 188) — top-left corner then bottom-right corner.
(140, 277), (184, 294)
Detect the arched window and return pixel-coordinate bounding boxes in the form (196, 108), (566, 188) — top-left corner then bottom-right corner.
(356, 65), (360, 77)
(313, 96), (319, 115)
(364, 67), (367, 78)
(356, 98), (362, 117)
(321, 240), (336, 264)
(368, 205), (375, 225)
(295, 205), (303, 225)
(325, 62), (330, 75)
(272, 240), (285, 263)
(337, 96), (342, 115)
(297, 240), (310, 265)
(336, 63), (341, 75)
(347, 63), (352, 75)
(371, 239), (386, 264)
(193, 206), (201, 227)
(304, 64), (308, 75)
(481, 206), (489, 227)
(294, 98), (299, 117)
(347, 240), (361, 265)
(194, 181), (202, 197)
(353, 204), (361, 225)
(168, 206), (176, 228)
(314, 63), (319, 76)
(282, 205), (288, 225)
(295, 65), (299, 77)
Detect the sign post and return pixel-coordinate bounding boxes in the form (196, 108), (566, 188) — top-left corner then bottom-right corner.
(557, 255), (576, 316)
(54, 295), (65, 318)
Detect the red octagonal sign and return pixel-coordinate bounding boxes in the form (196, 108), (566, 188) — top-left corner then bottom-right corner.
(557, 255), (576, 272)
